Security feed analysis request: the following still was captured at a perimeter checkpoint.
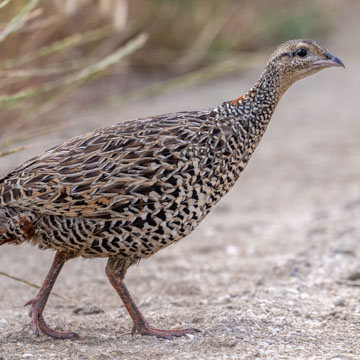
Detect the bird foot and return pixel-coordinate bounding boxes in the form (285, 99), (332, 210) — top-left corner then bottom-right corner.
(25, 298), (78, 339)
(132, 323), (200, 340)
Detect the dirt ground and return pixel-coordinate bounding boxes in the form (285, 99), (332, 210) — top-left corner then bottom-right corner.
(1, 6), (360, 360)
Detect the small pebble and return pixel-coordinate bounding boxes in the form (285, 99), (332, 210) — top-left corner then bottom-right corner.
(347, 272), (360, 281)
(73, 305), (104, 315)
(226, 245), (239, 256)
(334, 299), (346, 307)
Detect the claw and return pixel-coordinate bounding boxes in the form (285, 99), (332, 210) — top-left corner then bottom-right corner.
(132, 323), (200, 340)
(30, 314), (40, 337)
(37, 314), (78, 339)
(25, 296), (78, 339)
(24, 299), (34, 307)
(25, 298), (37, 318)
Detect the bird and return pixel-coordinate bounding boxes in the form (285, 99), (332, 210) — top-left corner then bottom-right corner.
(0, 39), (344, 340)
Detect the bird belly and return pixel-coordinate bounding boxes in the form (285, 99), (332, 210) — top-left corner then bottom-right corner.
(32, 178), (218, 259)
(34, 210), (203, 259)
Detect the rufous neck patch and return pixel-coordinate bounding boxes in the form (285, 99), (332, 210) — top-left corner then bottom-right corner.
(230, 95), (243, 106)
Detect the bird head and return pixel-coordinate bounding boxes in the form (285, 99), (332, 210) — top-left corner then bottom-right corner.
(265, 39), (344, 90)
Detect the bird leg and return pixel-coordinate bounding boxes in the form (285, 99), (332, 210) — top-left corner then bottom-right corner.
(25, 251), (77, 339)
(105, 258), (199, 340)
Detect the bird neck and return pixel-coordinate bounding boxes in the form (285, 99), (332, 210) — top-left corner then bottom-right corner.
(222, 63), (292, 136)
(256, 61), (294, 103)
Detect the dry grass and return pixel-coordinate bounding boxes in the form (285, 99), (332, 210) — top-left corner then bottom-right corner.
(0, 0), (333, 155)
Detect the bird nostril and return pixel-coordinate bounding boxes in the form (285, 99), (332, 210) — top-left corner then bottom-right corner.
(325, 51), (334, 60)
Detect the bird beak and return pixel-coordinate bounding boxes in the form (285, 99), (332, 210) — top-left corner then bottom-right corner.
(313, 51), (345, 68)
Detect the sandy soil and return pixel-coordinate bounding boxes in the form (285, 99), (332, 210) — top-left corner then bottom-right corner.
(1, 7), (360, 360)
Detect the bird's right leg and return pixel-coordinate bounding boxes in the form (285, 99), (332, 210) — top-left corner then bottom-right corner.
(25, 251), (77, 339)
(105, 257), (199, 340)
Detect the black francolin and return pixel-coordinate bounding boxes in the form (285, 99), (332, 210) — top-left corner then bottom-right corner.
(0, 39), (344, 340)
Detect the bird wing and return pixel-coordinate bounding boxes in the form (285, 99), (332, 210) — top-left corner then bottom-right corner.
(0, 111), (215, 219)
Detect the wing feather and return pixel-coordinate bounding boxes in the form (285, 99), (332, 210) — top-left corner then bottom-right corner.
(0, 111), (215, 219)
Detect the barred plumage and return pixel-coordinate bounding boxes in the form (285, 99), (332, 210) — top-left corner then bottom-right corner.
(0, 39), (344, 339)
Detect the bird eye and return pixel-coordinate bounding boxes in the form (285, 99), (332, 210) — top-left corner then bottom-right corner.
(296, 48), (307, 57)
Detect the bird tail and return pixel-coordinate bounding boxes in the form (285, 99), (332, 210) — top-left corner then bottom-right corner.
(0, 209), (35, 246)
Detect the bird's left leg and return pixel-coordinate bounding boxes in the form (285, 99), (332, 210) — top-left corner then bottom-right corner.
(105, 257), (199, 340)
(25, 251), (77, 339)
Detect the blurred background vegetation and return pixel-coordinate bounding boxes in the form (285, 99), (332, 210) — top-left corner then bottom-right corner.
(0, 0), (342, 156)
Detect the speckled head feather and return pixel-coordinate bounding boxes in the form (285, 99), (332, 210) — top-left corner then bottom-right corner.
(262, 39), (345, 95)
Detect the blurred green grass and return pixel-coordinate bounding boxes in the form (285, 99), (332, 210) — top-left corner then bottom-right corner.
(0, 0), (336, 156)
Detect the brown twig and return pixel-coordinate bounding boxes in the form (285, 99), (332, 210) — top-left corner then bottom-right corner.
(0, 271), (79, 304)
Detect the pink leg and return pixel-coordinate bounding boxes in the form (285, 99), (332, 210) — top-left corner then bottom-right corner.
(25, 251), (77, 339)
(106, 258), (199, 340)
